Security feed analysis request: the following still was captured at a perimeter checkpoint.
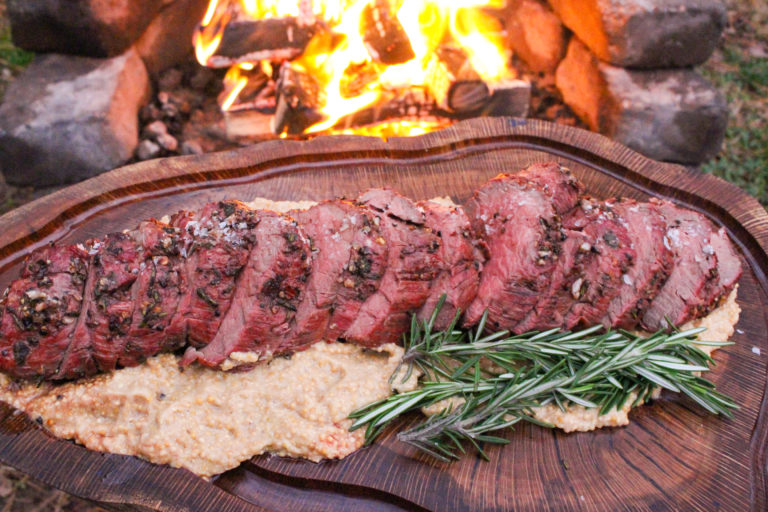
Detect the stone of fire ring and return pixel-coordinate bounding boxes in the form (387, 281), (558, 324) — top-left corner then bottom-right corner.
(7, 0), (165, 58)
(0, 49), (151, 187)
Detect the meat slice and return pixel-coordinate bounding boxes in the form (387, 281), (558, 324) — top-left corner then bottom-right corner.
(513, 228), (591, 333)
(605, 200), (673, 328)
(643, 201), (728, 330)
(119, 220), (186, 367)
(289, 201), (388, 346)
(59, 233), (143, 378)
(416, 200), (481, 330)
(0, 245), (89, 380)
(709, 226), (742, 299)
(463, 172), (574, 332)
(169, 201), (258, 349)
(516, 162), (585, 215)
(326, 208), (389, 341)
(562, 199), (635, 329)
(187, 211), (311, 368)
(343, 189), (441, 347)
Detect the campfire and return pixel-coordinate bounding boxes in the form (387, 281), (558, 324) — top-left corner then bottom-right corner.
(0, 0), (730, 189)
(193, 0), (530, 137)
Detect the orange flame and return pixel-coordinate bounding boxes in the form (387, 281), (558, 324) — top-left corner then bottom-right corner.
(196, 0), (512, 136)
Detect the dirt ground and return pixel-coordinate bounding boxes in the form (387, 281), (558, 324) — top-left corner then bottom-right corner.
(0, 0), (767, 511)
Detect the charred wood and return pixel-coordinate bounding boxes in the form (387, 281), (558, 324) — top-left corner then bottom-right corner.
(340, 61), (379, 98)
(427, 46), (490, 113)
(272, 63), (327, 135)
(219, 68), (272, 112)
(332, 88), (452, 130)
(205, 18), (318, 69)
(225, 109), (276, 139)
(481, 79), (531, 118)
(270, 75), (529, 135)
(360, 0), (415, 65)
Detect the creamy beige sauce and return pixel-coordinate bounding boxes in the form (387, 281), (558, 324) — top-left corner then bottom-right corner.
(0, 198), (742, 475)
(0, 342), (416, 477)
(530, 287), (740, 432)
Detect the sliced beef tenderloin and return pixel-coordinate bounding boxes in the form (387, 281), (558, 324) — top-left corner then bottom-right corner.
(169, 201), (259, 349)
(326, 208), (389, 341)
(513, 228), (592, 333)
(463, 171), (577, 332)
(561, 198), (635, 329)
(0, 245), (89, 380)
(416, 200), (481, 330)
(289, 200), (388, 347)
(343, 189), (441, 347)
(642, 201), (732, 330)
(516, 162), (585, 215)
(708, 226), (742, 300)
(58, 233), (143, 378)
(604, 200), (673, 328)
(186, 211), (311, 369)
(119, 220), (186, 367)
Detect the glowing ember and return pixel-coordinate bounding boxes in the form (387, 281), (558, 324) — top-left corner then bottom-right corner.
(195, 0), (517, 137)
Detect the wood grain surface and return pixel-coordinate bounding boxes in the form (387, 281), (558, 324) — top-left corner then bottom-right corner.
(0, 118), (765, 511)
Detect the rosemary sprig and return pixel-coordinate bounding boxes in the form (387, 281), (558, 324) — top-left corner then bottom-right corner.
(349, 300), (739, 461)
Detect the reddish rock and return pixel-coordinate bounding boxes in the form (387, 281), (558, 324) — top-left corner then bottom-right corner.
(556, 38), (727, 164)
(135, 0), (212, 76)
(548, 0), (726, 68)
(506, 0), (567, 73)
(7, 0), (165, 57)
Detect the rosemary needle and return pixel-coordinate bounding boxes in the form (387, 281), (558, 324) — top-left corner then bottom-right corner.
(349, 299), (739, 462)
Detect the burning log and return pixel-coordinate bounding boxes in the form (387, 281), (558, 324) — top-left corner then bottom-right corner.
(223, 72), (278, 139)
(360, 0), (415, 65)
(270, 64), (530, 136)
(340, 61), (380, 98)
(333, 88), (450, 130)
(330, 79), (531, 130)
(204, 17), (318, 69)
(272, 63), (327, 135)
(225, 109), (276, 139)
(272, 69), (453, 135)
(483, 79), (532, 118)
(427, 47), (491, 113)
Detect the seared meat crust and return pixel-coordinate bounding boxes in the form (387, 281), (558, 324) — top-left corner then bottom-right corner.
(0, 165), (741, 381)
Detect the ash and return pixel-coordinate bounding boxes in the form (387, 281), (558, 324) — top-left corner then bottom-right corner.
(133, 59), (240, 162)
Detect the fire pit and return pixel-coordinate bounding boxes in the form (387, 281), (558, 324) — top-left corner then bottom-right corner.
(0, 0), (728, 188)
(193, 0), (529, 138)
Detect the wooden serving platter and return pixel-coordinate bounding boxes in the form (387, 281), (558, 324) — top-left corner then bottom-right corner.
(0, 117), (766, 512)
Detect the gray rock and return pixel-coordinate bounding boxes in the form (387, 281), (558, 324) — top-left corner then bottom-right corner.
(137, 140), (162, 161)
(143, 120), (169, 139)
(135, 0), (212, 75)
(548, 0), (726, 68)
(156, 133), (179, 152)
(181, 140), (204, 155)
(556, 38), (727, 164)
(8, 0), (164, 57)
(506, 0), (567, 73)
(0, 50), (151, 186)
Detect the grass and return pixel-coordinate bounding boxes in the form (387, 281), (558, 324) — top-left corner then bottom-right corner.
(0, 29), (32, 69)
(0, 0), (32, 103)
(0, 0), (31, 70)
(700, 1), (768, 206)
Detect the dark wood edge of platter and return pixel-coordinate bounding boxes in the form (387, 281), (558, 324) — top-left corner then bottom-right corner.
(0, 117), (765, 511)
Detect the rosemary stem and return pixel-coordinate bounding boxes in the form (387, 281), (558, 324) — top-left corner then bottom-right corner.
(349, 303), (738, 461)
